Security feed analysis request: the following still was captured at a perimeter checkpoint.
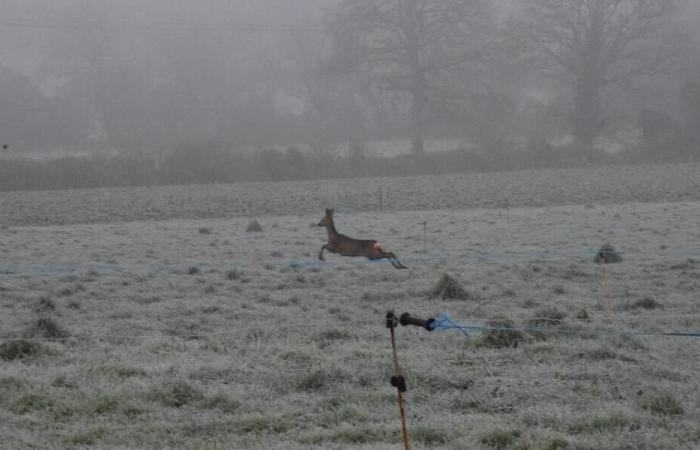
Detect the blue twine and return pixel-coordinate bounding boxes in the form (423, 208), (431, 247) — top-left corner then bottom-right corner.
(1, 248), (697, 277)
(430, 313), (700, 339)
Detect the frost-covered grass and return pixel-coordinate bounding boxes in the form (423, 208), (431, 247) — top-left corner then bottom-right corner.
(1, 198), (699, 449)
(1, 162), (700, 227)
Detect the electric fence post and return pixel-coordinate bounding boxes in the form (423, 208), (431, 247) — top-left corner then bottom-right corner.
(385, 310), (410, 450)
(385, 311), (436, 450)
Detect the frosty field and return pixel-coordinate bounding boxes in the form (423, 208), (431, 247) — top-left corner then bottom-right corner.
(1, 166), (700, 449)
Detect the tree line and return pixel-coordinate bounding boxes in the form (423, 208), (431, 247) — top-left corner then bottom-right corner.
(0, 0), (699, 191)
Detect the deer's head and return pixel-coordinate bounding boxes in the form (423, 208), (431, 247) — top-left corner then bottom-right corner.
(318, 208), (334, 227)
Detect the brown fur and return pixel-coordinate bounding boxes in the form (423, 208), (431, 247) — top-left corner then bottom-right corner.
(318, 208), (407, 269)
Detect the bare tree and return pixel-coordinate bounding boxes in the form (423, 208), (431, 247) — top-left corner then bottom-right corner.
(514, 0), (680, 153)
(328, 0), (492, 155)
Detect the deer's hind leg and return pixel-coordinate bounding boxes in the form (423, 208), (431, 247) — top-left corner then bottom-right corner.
(382, 251), (408, 269)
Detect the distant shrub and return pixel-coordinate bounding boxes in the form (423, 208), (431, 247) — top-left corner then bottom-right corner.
(0, 339), (42, 360)
(246, 220), (263, 232)
(198, 227), (212, 235)
(430, 274), (471, 300)
(187, 266), (201, 275)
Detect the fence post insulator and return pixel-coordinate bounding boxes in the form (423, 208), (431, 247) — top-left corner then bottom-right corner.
(399, 312), (435, 331)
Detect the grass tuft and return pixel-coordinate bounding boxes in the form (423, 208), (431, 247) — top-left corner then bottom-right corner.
(35, 296), (56, 313)
(64, 428), (107, 446)
(0, 339), (42, 360)
(642, 394), (684, 416)
(481, 318), (523, 348)
(568, 413), (629, 434)
(528, 307), (566, 328)
(246, 220), (263, 232)
(149, 381), (204, 408)
(430, 273), (471, 300)
(10, 393), (54, 414)
(631, 297), (661, 310)
(26, 317), (70, 339)
(594, 243), (622, 264)
(200, 393), (240, 413)
(480, 430), (519, 449)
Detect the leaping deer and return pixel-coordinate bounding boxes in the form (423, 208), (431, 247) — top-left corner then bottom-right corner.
(318, 208), (408, 269)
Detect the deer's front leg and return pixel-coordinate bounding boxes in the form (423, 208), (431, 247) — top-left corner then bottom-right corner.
(319, 244), (329, 261)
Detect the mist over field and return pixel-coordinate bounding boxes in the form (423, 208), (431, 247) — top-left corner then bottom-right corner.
(0, 0), (699, 189)
(1, 1), (700, 450)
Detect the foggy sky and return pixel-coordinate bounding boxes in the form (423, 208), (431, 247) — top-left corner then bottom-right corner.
(0, 0), (698, 157)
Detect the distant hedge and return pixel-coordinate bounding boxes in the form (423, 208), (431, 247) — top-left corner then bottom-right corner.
(1, 141), (697, 192)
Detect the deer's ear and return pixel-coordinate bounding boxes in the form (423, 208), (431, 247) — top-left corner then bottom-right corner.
(330, 208), (335, 214)
(325, 208), (331, 214)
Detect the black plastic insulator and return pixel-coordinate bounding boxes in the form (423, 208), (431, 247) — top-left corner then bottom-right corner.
(385, 310), (397, 329)
(390, 375), (407, 392)
(399, 312), (435, 331)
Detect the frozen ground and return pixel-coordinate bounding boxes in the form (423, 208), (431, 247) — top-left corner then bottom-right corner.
(1, 165), (700, 449)
(1, 162), (700, 226)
